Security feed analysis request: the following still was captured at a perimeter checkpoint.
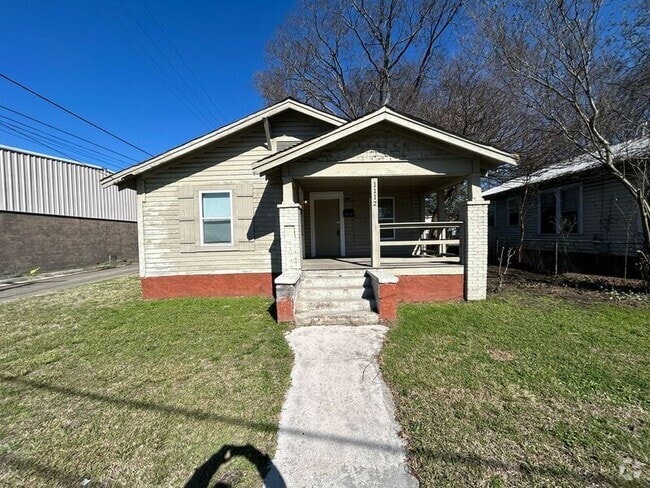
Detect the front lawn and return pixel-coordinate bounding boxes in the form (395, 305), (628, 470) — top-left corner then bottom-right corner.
(382, 292), (649, 486)
(0, 276), (292, 487)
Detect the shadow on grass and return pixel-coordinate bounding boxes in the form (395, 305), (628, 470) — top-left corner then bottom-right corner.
(0, 374), (400, 452)
(1, 374), (619, 486)
(0, 452), (87, 486)
(420, 450), (617, 486)
(184, 444), (285, 488)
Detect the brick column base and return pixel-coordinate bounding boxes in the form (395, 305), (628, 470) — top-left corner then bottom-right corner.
(463, 200), (489, 300)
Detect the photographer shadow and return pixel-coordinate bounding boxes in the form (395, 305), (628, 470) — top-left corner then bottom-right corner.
(184, 444), (285, 488)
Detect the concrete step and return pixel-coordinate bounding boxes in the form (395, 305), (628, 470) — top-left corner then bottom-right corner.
(294, 310), (381, 326)
(295, 297), (375, 313)
(299, 285), (374, 300)
(300, 276), (370, 289)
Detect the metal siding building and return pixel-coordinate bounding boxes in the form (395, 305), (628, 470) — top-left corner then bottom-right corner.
(0, 145), (136, 222)
(0, 145), (138, 276)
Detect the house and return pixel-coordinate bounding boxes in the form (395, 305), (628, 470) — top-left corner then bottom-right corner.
(483, 137), (649, 276)
(0, 145), (137, 276)
(101, 99), (517, 323)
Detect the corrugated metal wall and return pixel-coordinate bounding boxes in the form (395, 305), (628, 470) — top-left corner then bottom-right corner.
(0, 146), (136, 222)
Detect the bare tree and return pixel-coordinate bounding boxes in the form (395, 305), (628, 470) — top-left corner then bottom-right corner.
(255, 0), (466, 119)
(477, 0), (650, 253)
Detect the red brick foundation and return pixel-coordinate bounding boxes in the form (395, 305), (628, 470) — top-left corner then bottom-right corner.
(276, 297), (295, 323)
(141, 273), (274, 299)
(376, 274), (464, 322)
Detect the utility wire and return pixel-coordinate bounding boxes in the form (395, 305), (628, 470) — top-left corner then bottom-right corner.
(141, 2), (228, 124)
(0, 104), (139, 163)
(118, 0), (220, 125)
(0, 118), (125, 171)
(0, 124), (79, 163)
(0, 72), (152, 157)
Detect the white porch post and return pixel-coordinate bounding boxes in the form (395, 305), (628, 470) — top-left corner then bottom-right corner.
(437, 189), (447, 255)
(462, 162), (488, 300)
(370, 177), (381, 268)
(278, 173), (303, 273)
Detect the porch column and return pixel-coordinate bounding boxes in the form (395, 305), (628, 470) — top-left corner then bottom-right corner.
(437, 189), (447, 255)
(462, 162), (488, 300)
(370, 177), (380, 267)
(278, 175), (303, 273)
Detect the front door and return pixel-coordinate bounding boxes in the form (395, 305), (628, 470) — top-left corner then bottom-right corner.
(313, 198), (341, 257)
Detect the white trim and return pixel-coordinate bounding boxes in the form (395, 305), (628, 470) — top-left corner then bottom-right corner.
(101, 99), (346, 188)
(254, 106), (518, 173)
(309, 191), (346, 257)
(199, 190), (234, 246)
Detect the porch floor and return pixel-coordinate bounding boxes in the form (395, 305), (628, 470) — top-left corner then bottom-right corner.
(302, 256), (463, 273)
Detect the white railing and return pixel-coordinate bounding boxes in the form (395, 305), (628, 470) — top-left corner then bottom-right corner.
(379, 221), (463, 260)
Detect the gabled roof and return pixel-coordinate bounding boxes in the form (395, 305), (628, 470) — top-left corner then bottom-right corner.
(253, 106), (518, 173)
(100, 98), (346, 188)
(483, 137), (650, 198)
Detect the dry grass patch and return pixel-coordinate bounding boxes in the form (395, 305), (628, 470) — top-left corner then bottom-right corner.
(0, 277), (292, 487)
(381, 292), (649, 487)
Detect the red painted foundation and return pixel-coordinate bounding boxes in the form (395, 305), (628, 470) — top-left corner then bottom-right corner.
(276, 297), (295, 323)
(141, 273), (274, 299)
(377, 274), (464, 322)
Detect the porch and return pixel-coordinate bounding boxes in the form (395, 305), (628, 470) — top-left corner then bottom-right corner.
(302, 256), (462, 272)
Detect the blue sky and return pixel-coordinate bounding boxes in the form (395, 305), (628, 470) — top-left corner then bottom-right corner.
(0, 0), (294, 171)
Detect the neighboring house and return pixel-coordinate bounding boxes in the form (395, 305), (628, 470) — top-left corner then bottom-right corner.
(0, 145), (137, 276)
(102, 99), (517, 323)
(484, 137), (649, 276)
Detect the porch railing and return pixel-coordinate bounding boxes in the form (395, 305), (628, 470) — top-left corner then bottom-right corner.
(379, 221), (463, 261)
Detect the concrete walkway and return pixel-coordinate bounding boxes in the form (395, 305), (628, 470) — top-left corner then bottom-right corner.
(0, 264), (138, 303)
(264, 325), (418, 488)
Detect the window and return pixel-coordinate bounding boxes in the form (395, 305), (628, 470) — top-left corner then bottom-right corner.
(201, 191), (233, 244)
(539, 185), (581, 235)
(507, 197), (520, 226)
(488, 203), (496, 227)
(379, 197), (395, 239)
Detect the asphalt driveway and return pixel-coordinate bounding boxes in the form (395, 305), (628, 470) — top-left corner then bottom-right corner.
(0, 264), (138, 303)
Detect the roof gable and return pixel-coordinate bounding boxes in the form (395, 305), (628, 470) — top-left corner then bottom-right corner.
(253, 106), (518, 173)
(101, 98), (346, 188)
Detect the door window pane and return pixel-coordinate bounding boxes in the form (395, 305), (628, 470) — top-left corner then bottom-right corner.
(379, 197), (395, 239)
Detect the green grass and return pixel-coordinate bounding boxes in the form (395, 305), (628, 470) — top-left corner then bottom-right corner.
(0, 276), (292, 487)
(381, 292), (649, 487)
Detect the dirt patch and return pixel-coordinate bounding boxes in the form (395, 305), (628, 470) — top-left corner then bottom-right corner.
(488, 349), (515, 361)
(488, 266), (649, 307)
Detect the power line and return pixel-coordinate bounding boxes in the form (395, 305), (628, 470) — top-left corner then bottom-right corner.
(0, 124), (79, 163)
(0, 104), (139, 163)
(141, 2), (228, 124)
(118, 0), (220, 126)
(0, 119), (125, 171)
(103, 3), (214, 129)
(0, 72), (152, 157)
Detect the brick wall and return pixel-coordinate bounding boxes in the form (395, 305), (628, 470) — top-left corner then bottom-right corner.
(463, 200), (489, 300)
(278, 203), (303, 272)
(0, 211), (138, 276)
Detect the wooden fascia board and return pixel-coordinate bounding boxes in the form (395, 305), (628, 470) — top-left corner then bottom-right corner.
(100, 100), (346, 188)
(253, 107), (518, 174)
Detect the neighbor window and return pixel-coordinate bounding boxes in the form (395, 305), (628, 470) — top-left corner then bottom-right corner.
(379, 197), (395, 239)
(507, 197), (520, 226)
(201, 191), (233, 244)
(488, 203), (496, 227)
(539, 185), (581, 235)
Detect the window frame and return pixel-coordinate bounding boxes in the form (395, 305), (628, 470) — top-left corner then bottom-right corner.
(487, 202), (496, 227)
(378, 196), (396, 240)
(199, 190), (234, 246)
(537, 184), (583, 235)
(507, 197), (520, 227)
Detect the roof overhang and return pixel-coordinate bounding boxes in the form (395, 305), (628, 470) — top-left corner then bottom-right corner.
(253, 106), (518, 174)
(100, 98), (346, 188)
